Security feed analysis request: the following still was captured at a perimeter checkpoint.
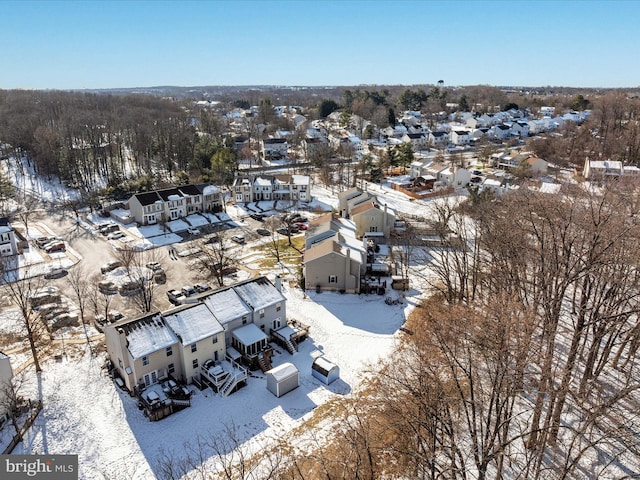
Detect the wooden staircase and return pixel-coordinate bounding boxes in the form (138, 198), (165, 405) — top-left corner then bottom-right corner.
(258, 351), (272, 372)
(283, 336), (297, 355)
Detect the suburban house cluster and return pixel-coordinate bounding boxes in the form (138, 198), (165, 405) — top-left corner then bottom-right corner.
(105, 277), (294, 395)
(582, 159), (640, 180)
(127, 183), (222, 226)
(303, 187), (396, 294)
(232, 174), (311, 204)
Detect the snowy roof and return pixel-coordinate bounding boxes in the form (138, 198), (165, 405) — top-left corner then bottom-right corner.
(313, 356), (337, 372)
(167, 194), (182, 201)
(233, 277), (285, 310)
(123, 315), (178, 359)
(267, 362), (298, 381)
(232, 323), (268, 346)
(163, 304), (223, 345)
(202, 185), (220, 195)
(203, 287), (252, 325)
(291, 174), (310, 185)
(254, 177), (272, 186)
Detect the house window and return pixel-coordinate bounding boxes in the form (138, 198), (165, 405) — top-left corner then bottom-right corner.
(192, 359), (198, 369)
(142, 356), (149, 366)
(242, 316), (247, 325)
(168, 363), (175, 374)
(118, 359), (123, 369)
(370, 226), (378, 232)
(276, 303), (281, 312)
(212, 336), (218, 344)
(191, 343), (197, 353)
(329, 275), (338, 284)
(259, 309), (265, 318)
(166, 346), (172, 357)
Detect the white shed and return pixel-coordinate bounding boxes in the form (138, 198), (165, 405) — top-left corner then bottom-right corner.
(311, 356), (340, 385)
(266, 362), (299, 398)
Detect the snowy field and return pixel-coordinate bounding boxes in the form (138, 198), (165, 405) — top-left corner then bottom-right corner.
(9, 287), (415, 479)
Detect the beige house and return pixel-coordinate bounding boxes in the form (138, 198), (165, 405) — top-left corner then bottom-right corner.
(105, 276), (286, 393)
(105, 313), (179, 393)
(349, 200), (395, 238)
(337, 187), (376, 219)
(0, 351), (14, 425)
(163, 304), (226, 384)
(127, 184), (222, 226)
(303, 215), (366, 293)
(232, 174), (311, 204)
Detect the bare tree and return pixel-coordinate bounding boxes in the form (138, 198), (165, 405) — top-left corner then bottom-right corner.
(112, 246), (161, 313)
(0, 370), (29, 436)
(191, 232), (238, 287)
(1, 262), (49, 373)
(65, 264), (94, 354)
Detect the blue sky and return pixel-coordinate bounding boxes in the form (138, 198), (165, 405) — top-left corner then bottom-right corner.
(1, 0), (639, 89)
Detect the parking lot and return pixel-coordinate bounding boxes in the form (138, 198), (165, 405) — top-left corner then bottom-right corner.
(18, 208), (304, 328)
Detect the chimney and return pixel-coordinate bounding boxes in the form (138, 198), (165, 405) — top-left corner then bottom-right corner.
(383, 204), (388, 235)
(274, 275), (282, 292)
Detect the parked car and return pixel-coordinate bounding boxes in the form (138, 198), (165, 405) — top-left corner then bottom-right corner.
(118, 281), (141, 296)
(231, 235), (245, 244)
(109, 310), (124, 322)
(249, 213), (264, 221)
(35, 236), (61, 248)
(44, 267), (67, 279)
(295, 222), (308, 230)
(101, 261), (121, 274)
(44, 241), (66, 253)
(181, 285), (197, 297)
(256, 228), (271, 236)
(277, 227), (293, 236)
(177, 247), (201, 257)
(98, 280), (118, 294)
(154, 268), (166, 284)
(193, 283), (211, 293)
(99, 223), (120, 235)
(167, 289), (186, 305)
(146, 261), (162, 271)
(187, 227), (201, 235)
(107, 231), (125, 240)
(204, 234), (221, 244)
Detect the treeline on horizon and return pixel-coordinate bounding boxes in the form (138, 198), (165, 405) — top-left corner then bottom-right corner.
(1, 85), (639, 203)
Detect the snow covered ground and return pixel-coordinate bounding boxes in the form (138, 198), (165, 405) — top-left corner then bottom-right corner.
(8, 286), (414, 479)
(0, 155), (457, 478)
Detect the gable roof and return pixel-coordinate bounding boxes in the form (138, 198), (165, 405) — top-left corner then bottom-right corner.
(163, 303), (224, 345)
(119, 314), (178, 359)
(349, 200), (378, 216)
(132, 191), (162, 206)
(202, 286), (252, 325)
(156, 188), (183, 201)
(233, 276), (285, 311)
(304, 238), (343, 263)
(177, 184), (202, 196)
